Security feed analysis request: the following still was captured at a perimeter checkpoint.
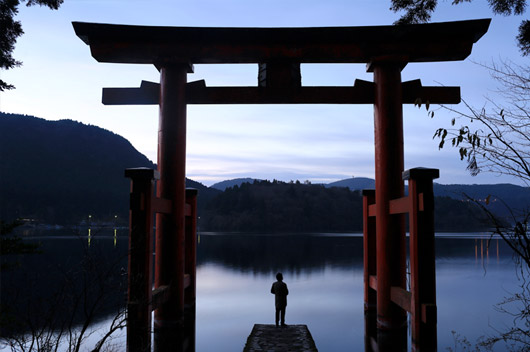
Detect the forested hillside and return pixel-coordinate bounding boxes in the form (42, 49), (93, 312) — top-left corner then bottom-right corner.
(0, 113), (216, 225)
(203, 180), (363, 232)
(200, 180), (490, 232)
(433, 183), (530, 218)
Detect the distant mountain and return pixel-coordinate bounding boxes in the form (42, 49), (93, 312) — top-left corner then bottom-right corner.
(326, 177), (375, 191)
(433, 183), (530, 204)
(0, 112), (216, 225)
(210, 178), (260, 191)
(323, 177), (530, 218)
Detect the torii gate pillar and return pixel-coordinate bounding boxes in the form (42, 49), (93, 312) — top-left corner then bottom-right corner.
(371, 62), (407, 330)
(155, 64), (191, 327)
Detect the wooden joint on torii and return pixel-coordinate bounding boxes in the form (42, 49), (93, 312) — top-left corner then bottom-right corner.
(259, 62), (302, 88)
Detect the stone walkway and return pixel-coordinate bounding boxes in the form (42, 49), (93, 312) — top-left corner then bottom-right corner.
(243, 324), (318, 352)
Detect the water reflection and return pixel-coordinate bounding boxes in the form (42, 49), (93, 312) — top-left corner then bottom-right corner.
(195, 234), (518, 352)
(474, 237), (503, 266)
(153, 308), (196, 352)
(1, 230), (128, 345)
(1, 231), (520, 352)
(197, 233), (514, 274)
(364, 310), (408, 352)
(197, 233), (362, 274)
(85, 226), (120, 247)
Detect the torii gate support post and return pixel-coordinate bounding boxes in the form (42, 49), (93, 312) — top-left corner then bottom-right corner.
(155, 64), (190, 328)
(371, 61), (407, 331)
(185, 188), (198, 306)
(405, 168), (439, 351)
(363, 189), (377, 352)
(125, 168), (157, 352)
(183, 188), (198, 351)
(363, 168), (438, 351)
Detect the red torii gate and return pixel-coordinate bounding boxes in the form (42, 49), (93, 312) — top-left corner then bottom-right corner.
(73, 19), (490, 352)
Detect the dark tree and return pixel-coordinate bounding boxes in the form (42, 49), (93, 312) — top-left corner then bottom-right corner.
(0, 220), (40, 271)
(390, 0), (530, 56)
(0, 0), (63, 91)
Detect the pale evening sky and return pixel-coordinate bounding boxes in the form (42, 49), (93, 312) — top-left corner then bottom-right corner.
(1, 0), (528, 186)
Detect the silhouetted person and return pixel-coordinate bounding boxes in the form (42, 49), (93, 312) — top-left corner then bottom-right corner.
(271, 272), (289, 327)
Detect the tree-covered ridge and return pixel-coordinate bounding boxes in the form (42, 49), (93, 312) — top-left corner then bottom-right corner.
(0, 112), (215, 225)
(202, 180), (363, 232)
(200, 180), (490, 232)
(0, 112), (154, 223)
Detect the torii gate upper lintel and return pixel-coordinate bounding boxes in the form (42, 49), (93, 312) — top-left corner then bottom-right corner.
(73, 19), (490, 64)
(73, 19), (490, 352)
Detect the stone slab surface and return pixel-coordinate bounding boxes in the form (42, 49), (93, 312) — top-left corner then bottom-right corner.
(243, 324), (318, 352)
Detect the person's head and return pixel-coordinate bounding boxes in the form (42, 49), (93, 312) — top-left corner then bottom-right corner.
(276, 272), (283, 281)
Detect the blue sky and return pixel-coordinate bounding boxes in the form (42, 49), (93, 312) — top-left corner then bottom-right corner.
(1, 0), (528, 186)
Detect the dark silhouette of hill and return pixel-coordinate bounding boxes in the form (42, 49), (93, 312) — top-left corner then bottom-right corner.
(200, 179), (489, 232)
(210, 178), (260, 191)
(326, 177), (375, 190)
(0, 112), (216, 225)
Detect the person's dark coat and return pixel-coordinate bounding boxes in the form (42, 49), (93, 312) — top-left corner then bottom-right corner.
(271, 281), (289, 308)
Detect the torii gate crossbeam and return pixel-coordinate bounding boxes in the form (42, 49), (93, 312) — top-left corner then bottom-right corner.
(101, 79), (461, 105)
(73, 19), (490, 352)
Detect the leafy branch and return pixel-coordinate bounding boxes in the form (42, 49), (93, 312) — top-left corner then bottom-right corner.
(0, 0), (63, 91)
(390, 0), (530, 56)
(429, 60), (530, 185)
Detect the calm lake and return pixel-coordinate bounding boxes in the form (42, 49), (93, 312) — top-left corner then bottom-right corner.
(1, 229), (523, 351)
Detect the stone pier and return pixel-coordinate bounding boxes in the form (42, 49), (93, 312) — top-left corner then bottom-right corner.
(243, 324), (318, 352)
